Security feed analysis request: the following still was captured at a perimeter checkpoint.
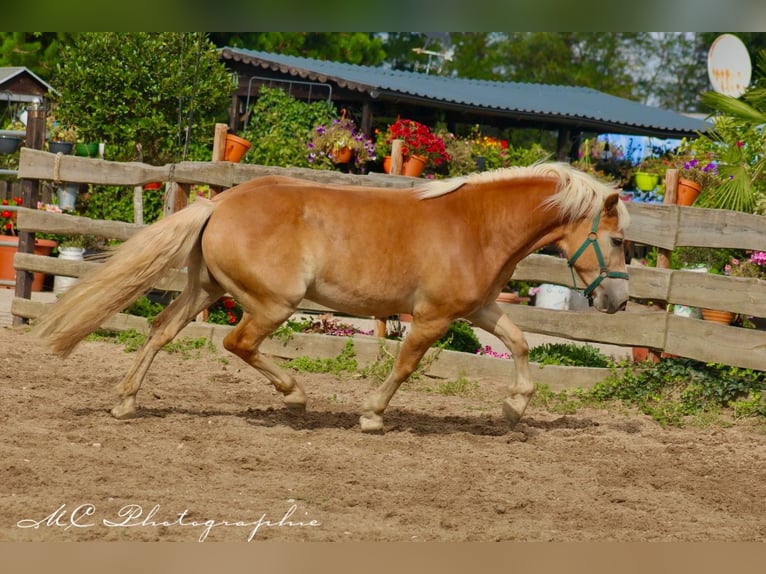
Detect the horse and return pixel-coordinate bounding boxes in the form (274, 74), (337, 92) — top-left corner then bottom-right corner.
(33, 162), (630, 433)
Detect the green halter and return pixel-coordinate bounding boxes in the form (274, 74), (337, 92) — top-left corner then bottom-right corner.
(566, 208), (629, 299)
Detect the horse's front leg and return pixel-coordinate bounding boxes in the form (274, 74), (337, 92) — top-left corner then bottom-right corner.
(360, 317), (451, 433)
(467, 303), (533, 428)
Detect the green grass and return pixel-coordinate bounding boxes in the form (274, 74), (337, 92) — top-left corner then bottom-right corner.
(85, 329), (214, 358)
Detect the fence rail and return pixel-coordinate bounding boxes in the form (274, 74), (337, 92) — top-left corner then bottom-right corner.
(10, 149), (766, 372)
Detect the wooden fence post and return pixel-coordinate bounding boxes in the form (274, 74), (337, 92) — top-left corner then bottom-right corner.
(373, 139), (407, 337)
(209, 123), (229, 197)
(13, 102), (46, 326)
(389, 139), (404, 175)
(647, 168), (680, 362)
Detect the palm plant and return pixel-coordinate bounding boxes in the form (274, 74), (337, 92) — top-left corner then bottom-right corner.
(700, 49), (766, 213)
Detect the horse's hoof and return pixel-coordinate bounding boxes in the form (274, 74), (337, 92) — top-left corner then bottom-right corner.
(501, 398), (525, 430)
(284, 400), (306, 414)
(359, 414), (384, 433)
(111, 404), (138, 419)
(111, 396), (138, 419)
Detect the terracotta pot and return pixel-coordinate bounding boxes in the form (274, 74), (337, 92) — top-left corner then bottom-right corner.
(331, 146), (353, 164)
(0, 236), (57, 291)
(383, 154), (427, 177)
(496, 292), (521, 305)
(701, 308), (734, 325)
(632, 347), (660, 364)
(224, 133), (251, 163)
(401, 154), (427, 177)
(677, 178), (702, 206)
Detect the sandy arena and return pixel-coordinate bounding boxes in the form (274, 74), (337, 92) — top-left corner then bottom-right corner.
(1, 321), (765, 542)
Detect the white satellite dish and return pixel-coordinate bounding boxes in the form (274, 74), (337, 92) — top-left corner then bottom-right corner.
(708, 33), (752, 98)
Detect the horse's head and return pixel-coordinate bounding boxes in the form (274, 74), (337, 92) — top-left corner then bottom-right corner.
(559, 192), (629, 314)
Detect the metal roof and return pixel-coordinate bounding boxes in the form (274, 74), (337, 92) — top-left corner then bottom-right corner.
(220, 47), (709, 138)
(0, 67), (55, 103)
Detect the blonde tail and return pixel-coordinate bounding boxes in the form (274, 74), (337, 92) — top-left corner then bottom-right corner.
(33, 198), (218, 356)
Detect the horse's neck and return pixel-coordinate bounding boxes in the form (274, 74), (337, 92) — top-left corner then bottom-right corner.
(479, 181), (566, 258)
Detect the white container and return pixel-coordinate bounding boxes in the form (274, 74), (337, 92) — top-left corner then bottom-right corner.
(53, 246), (85, 294)
(534, 283), (571, 310)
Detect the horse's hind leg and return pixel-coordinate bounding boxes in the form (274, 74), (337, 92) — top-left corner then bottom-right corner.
(222, 311), (307, 411)
(360, 317), (451, 432)
(467, 303), (532, 429)
(111, 286), (223, 418)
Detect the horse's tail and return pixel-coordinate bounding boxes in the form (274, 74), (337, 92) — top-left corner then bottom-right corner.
(33, 198), (218, 357)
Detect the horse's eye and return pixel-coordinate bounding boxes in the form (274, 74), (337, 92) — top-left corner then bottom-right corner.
(611, 237), (624, 247)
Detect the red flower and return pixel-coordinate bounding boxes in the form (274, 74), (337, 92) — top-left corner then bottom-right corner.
(227, 311), (237, 324)
(1, 210), (11, 218)
(222, 297), (237, 309)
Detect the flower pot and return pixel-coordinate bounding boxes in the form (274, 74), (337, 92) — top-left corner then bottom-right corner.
(701, 308), (734, 325)
(0, 136), (22, 155)
(142, 182), (163, 191)
(677, 178), (702, 206)
(53, 246), (85, 294)
(634, 172), (659, 191)
(48, 141), (74, 155)
(224, 133), (251, 163)
(401, 154), (427, 177)
(331, 146), (353, 164)
(74, 142), (99, 158)
(57, 183), (79, 211)
(496, 292), (521, 305)
(0, 236), (57, 291)
(632, 347), (660, 364)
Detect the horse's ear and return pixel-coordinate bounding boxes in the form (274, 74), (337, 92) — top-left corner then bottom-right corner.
(603, 192), (620, 216)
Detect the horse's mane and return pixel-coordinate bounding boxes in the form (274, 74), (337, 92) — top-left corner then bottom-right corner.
(413, 162), (630, 229)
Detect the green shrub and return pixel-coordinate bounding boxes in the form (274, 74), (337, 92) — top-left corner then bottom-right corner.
(529, 343), (613, 368)
(591, 358), (766, 425)
(240, 87), (336, 167)
(436, 321), (481, 354)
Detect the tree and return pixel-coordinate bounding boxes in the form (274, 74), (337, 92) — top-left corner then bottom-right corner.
(209, 33), (385, 66)
(52, 32), (233, 165)
(0, 32), (75, 79)
(699, 48), (766, 213)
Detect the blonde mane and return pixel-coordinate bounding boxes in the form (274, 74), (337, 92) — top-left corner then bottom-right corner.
(413, 162), (630, 229)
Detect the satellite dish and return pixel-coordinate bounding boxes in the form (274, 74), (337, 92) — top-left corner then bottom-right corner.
(708, 33), (752, 98)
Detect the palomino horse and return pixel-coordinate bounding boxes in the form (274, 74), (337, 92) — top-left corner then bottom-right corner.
(33, 163), (630, 432)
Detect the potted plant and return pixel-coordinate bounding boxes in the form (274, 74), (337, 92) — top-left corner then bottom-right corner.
(720, 251), (766, 327)
(48, 122), (78, 155)
(307, 115), (375, 170)
(0, 119), (24, 155)
(676, 154), (720, 206)
(376, 118), (450, 176)
(0, 199), (58, 290)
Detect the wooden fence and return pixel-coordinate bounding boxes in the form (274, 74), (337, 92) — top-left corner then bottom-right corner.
(10, 148), (766, 372)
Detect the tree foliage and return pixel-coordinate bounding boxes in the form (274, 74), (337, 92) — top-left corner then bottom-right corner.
(209, 32), (385, 66)
(51, 32), (233, 165)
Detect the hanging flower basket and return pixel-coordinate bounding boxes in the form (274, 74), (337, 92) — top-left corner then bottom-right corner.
(48, 141), (74, 155)
(0, 136), (22, 155)
(74, 142), (99, 158)
(634, 172), (659, 191)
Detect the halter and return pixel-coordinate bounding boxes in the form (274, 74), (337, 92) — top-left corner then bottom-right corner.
(566, 207), (629, 299)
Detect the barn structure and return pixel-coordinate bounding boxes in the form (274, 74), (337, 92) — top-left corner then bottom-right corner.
(219, 47), (710, 160)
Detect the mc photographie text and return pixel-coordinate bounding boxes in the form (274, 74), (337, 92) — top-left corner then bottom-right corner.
(16, 502), (321, 542)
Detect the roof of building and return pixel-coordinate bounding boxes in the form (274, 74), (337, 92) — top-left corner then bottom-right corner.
(0, 67), (55, 102)
(220, 47), (709, 139)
